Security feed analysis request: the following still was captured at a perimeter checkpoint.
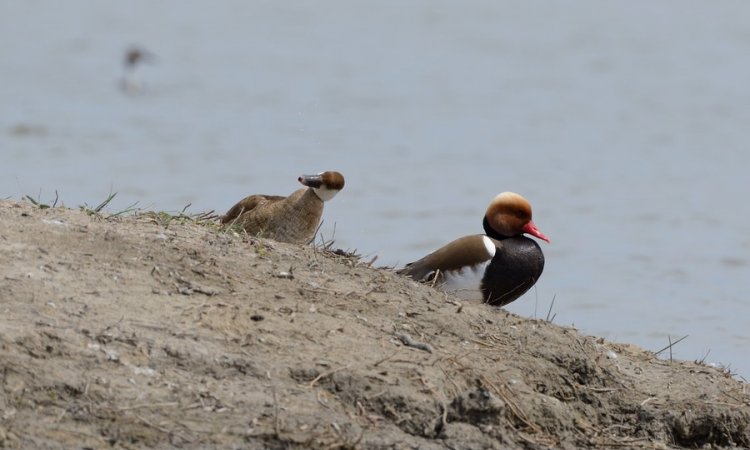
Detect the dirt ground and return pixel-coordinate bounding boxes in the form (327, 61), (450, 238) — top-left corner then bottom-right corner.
(0, 199), (748, 450)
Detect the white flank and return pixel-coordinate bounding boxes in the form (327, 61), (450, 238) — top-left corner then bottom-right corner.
(442, 260), (490, 300)
(441, 236), (495, 301)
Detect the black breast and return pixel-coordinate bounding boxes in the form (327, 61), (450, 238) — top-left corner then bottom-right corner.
(480, 236), (545, 307)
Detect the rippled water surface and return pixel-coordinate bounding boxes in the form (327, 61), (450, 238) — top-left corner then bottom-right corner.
(2, 2), (749, 377)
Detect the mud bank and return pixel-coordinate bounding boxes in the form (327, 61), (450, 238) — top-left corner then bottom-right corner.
(0, 200), (748, 449)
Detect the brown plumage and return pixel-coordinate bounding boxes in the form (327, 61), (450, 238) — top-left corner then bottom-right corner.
(398, 192), (550, 306)
(397, 234), (496, 282)
(220, 171), (344, 244)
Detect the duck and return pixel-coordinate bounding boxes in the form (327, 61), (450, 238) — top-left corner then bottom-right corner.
(220, 171), (345, 244)
(397, 192), (549, 307)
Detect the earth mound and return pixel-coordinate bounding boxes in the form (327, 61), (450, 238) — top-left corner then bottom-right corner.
(0, 200), (748, 449)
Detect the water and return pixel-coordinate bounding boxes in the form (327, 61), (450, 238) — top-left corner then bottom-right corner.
(2, 1), (749, 378)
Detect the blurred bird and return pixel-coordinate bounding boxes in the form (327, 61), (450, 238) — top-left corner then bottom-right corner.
(120, 46), (155, 94)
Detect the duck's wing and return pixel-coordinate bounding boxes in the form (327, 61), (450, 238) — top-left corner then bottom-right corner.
(220, 194), (286, 224)
(397, 235), (497, 282)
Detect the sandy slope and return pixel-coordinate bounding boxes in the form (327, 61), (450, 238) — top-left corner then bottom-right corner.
(0, 199), (748, 449)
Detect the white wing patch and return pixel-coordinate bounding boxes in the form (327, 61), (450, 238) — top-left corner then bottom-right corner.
(482, 235), (497, 258)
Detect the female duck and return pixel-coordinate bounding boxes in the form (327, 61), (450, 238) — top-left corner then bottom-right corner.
(221, 171), (345, 244)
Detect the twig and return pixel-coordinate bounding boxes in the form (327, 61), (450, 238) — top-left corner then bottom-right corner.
(669, 335), (673, 361)
(436, 362), (461, 398)
(118, 402), (180, 411)
(395, 333), (433, 353)
(445, 298), (462, 309)
(480, 374), (541, 434)
(696, 349), (711, 365)
(373, 349), (401, 367)
(223, 205), (246, 233)
(718, 387), (744, 404)
(654, 334), (689, 357)
(364, 254), (378, 267)
(98, 315), (125, 336)
(316, 390), (331, 409)
(704, 400), (745, 407)
(191, 209), (217, 223)
(429, 270), (442, 288)
(135, 414), (173, 434)
(327, 422), (365, 450)
(272, 386), (281, 438)
(440, 401), (448, 431)
(545, 294), (557, 322)
(587, 387), (618, 393)
(468, 338), (493, 347)
(308, 364), (352, 388)
(310, 219), (328, 246)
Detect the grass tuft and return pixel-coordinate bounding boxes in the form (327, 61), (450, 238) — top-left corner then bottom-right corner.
(140, 205), (219, 229)
(81, 192), (119, 217)
(312, 221), (377, 267)
(24, 190), (59, 209)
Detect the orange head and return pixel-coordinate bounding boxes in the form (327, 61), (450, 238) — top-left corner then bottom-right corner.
(298, 171), (345, 202)
(484, 192), (550, 242)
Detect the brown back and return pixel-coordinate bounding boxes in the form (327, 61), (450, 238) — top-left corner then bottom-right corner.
(398, 235), (496, 281)
(220, 194), (286, 225)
